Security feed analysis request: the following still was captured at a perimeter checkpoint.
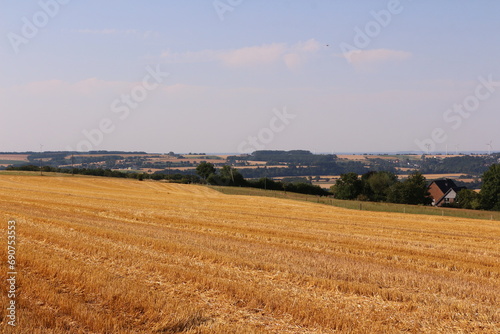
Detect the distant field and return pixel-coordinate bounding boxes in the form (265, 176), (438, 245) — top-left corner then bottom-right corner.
(0, 154), (30, 167)
(139, 168), (165, 173)
(237, 165), (288, 169)
(395, 167), (414, 172)
(176, 158), (225, 164)
(338, 154), (413, 161)
(245, 160), (267, 165)
(182, 155), (225, 160)
(337, 154), (471, 161)
(73, 154), (152, 158)
(395, 173), (472, 180)
(0, 154), (29, 161)
(421, 173), (469, 179)
(337, 155), (367, 161)
(312, 181), (336, 189)
(0, 160), (28, 166)
(1, 176), (498, 333)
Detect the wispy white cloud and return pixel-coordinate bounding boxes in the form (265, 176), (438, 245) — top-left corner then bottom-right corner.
(218, 43), (287, 67)
(161, 39), (322, 69)
(340, 48), (412, 71)
(160, 49), (221, 64)
(283, 53), (302, 70)
(292, 39), (321, 53)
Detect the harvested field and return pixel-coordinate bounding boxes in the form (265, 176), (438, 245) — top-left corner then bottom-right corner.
(0, 175), (498, 333)
(422, 174), (468, 179)
(337, 155), (368, 161)
(0, 155), (30, 162)
(237, 165), (288, 169)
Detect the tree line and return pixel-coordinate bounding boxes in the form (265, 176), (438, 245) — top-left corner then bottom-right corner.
(331, 171), (432, 205)
(453, 164), (500, 211)
(195, 162), (329, 196)
(331, 166), (500, 211)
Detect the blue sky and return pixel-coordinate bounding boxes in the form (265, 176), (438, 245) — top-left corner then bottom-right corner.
(1, 0), (499, 154)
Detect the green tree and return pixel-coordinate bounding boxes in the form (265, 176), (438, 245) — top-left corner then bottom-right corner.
(480, 164), (500, 210)
(456, 189), (481, 210)
(386, 182), (405, 204)
(387, 171), (431, 205)
(363, 171), (398, 202)
(219, 165), (246, 186)
(204, 165), (247, 187)
(219, 165), (235, 182)
(196, 162), (216, 181)
(331, 172), (363, 200)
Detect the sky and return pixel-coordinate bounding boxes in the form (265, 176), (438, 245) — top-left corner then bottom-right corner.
(1, 0), (500, 154)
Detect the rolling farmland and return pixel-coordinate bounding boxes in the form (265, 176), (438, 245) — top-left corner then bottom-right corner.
(0, 175), (498, 333)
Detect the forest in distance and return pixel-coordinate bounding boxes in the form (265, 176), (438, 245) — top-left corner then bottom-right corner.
(1, 150), (499, 179)
(4, 149), (500, 212)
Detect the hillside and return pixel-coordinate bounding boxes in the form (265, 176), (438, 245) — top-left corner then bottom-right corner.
(0, 176), (499, 333)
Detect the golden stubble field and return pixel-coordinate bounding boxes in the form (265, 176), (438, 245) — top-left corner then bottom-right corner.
(0, 175), (498, 333)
